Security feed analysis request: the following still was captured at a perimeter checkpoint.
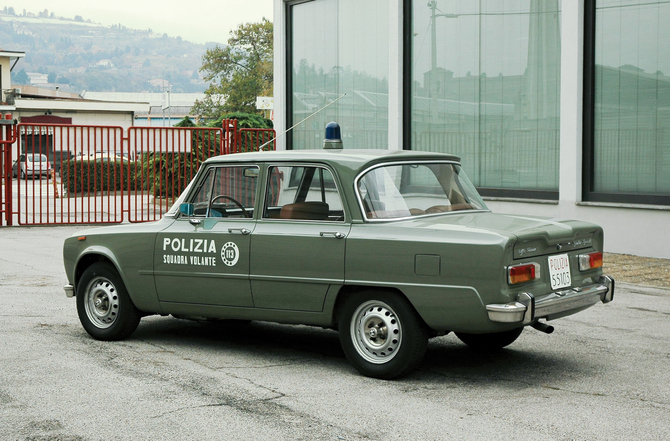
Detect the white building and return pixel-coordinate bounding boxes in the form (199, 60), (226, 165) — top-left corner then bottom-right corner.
(81, 91), (208, 126)
(14, 85), (148, 129)
(0, 49), (25, 115)
(26, 72), (48, 85)
(273, 0), (670, 259)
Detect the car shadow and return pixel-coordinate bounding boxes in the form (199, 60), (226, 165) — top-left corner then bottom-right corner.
(132, 316), (344, 359)
(419, 337), (592, 385)
(131, 317), (594, 384)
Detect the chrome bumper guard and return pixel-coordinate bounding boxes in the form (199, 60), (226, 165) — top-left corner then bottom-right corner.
(64, 284), (75, 298)
(487, 275), (615, 324)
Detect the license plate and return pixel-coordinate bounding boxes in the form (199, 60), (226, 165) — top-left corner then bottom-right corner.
(548, 253), (571, 290)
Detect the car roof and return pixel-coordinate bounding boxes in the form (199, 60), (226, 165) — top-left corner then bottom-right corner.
(202, 149), (462, 175)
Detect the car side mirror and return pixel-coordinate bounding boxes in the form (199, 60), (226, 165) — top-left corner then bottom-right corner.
(179, 203), (194, 216)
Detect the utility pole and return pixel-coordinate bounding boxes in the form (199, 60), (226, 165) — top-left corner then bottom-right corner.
(427, 1), (458, 125)
(429, 1), (438, 124)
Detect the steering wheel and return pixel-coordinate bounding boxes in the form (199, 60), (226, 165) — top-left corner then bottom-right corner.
(210, 195), (251, 218)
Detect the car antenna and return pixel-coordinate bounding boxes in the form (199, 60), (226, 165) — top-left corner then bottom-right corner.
(257, 93), (347, 151)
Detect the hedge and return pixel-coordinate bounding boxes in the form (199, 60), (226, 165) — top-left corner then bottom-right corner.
(61, 159), (141, 194)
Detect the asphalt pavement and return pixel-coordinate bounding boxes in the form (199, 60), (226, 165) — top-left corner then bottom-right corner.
(1, 226), (669, 440)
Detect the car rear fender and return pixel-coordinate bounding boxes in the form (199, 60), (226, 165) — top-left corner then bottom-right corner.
(331, 285), (423, 329)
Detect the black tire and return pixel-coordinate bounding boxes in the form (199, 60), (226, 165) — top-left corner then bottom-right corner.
(455, 327), (523, 350)
(76, 262), (141, 341)
(339, 291), (429, 379)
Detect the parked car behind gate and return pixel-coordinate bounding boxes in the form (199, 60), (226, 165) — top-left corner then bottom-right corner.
(63, 149), (615, 379)
(12, 154), (51, 179)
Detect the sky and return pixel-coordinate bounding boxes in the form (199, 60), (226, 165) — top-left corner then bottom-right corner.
(0, 0), (274, 45)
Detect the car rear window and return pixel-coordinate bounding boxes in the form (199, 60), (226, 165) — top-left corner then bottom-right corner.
(27, 154), (47, 162)
(356, 162), (488, 220)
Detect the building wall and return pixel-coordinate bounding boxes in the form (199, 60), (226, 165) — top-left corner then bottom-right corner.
(0, 58), (11, 101)
(16, 111), (135, 130)
(275, 0), (670, 259)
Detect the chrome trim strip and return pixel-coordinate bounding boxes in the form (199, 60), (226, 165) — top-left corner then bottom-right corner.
(152, 271), (249, 279)
(249, 275), (342, 284)
(345, 279), (480, 291)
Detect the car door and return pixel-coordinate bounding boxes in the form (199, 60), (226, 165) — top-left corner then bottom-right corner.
(250, 164), (350, 312)
(154, 164), (260, 307)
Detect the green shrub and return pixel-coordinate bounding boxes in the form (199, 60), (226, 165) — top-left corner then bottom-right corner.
(138, 152), (199, 199)
(61, 159), (140, 194)
(209, 112), (273, 129)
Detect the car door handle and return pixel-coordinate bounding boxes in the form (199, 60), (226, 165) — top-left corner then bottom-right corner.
(189, 218), (201, 226)
(228, 228), (251, 235)
(320, 231), (346, 239)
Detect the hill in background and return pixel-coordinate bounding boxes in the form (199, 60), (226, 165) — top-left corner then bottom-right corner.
(1, 7), (220, 93)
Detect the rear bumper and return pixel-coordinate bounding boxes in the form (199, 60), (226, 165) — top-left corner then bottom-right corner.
(486, 275), (615, 324)
(64, 284), (74, 298)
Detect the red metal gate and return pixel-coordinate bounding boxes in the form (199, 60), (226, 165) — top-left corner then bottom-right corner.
(3, 121), (275, 226)
(127, 126), (225, 222)
(15, 124), (125, 225)
(0, 121), (17, 226)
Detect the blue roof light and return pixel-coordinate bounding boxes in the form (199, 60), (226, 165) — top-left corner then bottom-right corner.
(325, 121), (341, 141)
(323, 122), (343, 149)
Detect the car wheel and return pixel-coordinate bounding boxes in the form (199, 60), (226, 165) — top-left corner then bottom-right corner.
(339, 291), (429, 379)
(77, 262), (141, 341)
(455, 327), (523, 350)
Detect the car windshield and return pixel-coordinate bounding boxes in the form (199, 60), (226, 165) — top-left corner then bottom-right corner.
(356, 162), (488, 220)
(164, 177), (196, 218)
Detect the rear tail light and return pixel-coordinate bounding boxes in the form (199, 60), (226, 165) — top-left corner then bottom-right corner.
(508, 263), (540, 285)
(579, 252), (603, 271)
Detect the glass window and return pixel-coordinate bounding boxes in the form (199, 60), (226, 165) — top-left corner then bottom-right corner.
(357, 163), (487, 220)
(591, 0), (670, 199)
(411, 1), (561, 194)
(189, 166), (258, 218)
(289, 0), (389, 150)
(264, 165), (344, 221)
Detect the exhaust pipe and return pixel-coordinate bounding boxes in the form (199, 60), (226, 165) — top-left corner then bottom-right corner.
(531, 321), (554, 334)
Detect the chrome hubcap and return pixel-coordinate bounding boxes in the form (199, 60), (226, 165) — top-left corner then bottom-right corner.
(84, 277), (119, 329)
(350, 300), (402, 364)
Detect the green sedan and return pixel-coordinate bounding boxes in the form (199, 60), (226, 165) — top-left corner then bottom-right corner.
(63, 149), (614, 379)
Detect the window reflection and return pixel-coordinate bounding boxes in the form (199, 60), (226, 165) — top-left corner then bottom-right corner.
(593, 0), (670, 196)
(290, 0), (389, 150)
(411, 0), (561, 192)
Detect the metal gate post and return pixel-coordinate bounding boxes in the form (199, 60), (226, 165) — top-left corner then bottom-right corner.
(0, 121), (17, 226)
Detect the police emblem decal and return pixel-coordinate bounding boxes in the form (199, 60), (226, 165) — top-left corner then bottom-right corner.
(221, 242), (239, 266)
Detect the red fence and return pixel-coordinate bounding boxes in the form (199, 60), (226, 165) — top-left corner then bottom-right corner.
(0, 122), (17, 226)
(0, 120), (275, 226)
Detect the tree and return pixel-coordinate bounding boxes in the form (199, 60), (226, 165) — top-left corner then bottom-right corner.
(193, 18), (272, 118)
(12, 68), (29, 85)
(209, 112), (272, 130)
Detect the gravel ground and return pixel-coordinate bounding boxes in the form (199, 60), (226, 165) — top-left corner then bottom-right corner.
(604, 253), (670, 289)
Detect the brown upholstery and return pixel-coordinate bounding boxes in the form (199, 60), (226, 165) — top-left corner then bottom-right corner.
(425, 203), (474, 214)
(279, 201), (329, 220)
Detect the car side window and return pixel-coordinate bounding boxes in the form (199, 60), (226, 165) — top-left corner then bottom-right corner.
(263, 165), (344, 221)
(189, 166), (258, 218)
